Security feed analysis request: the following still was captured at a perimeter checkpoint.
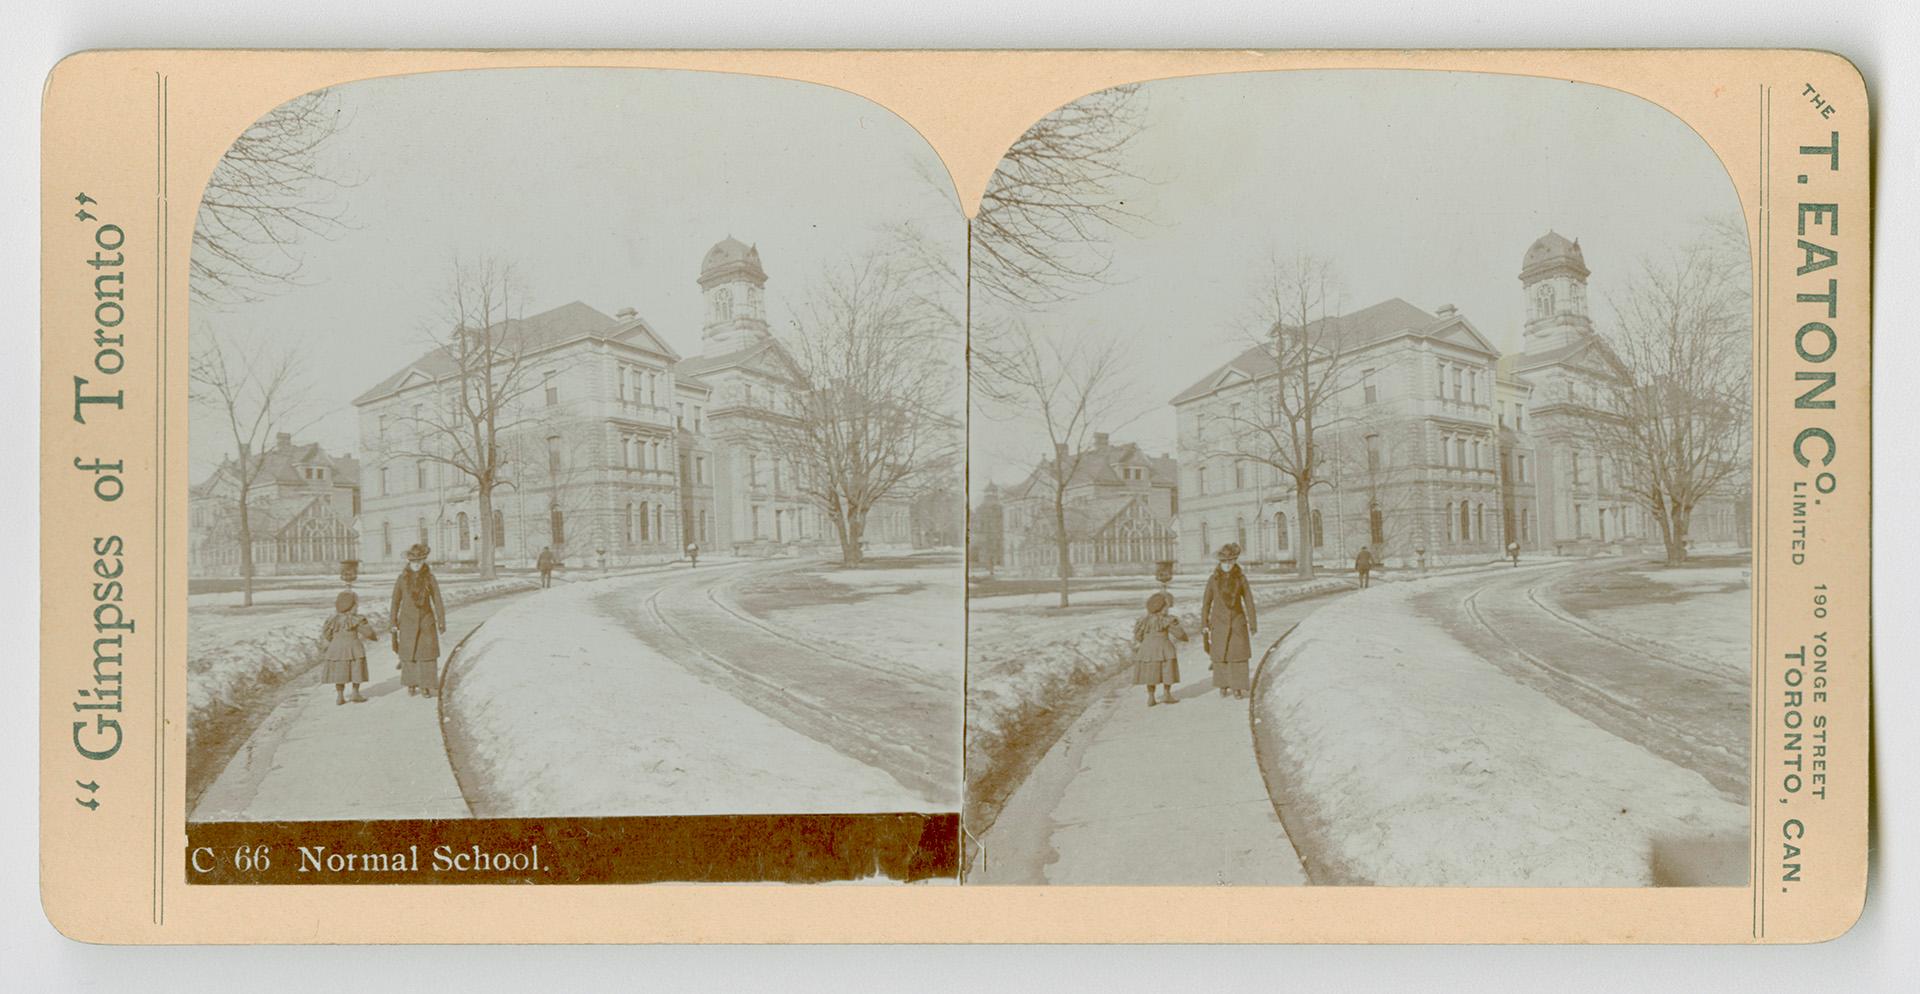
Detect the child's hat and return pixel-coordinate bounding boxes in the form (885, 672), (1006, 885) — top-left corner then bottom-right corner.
(1145, 591), (1172, 613)
(335, 590), (357, 612)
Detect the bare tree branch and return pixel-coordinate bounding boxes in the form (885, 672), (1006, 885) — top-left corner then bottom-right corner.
(191, 89), (357, 304)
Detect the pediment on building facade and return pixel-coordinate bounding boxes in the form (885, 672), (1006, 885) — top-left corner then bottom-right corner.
(1427, 314), (1500, 357)
(1208, 367), (1252, 392)
(395, 368), (435, 392)
(614, 319), (682, 363)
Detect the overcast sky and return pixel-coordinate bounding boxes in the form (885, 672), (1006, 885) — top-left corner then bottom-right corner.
(969, 69), (1747, 500)
(189, 68), (962, 479)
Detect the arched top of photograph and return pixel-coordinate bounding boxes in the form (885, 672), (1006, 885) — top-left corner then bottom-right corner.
(185, 68), (969, 833)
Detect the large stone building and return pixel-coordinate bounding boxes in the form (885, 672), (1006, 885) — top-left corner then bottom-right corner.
(1171, 231), (1744, 569)
(996, 433), (1179, 575)
(188, 432), (361, 577)
(351, 237), (911, 570)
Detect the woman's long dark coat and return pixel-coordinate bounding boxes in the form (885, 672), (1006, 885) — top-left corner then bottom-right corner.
(390, 567), (447, 662)
(1202, 565), (1258, 664)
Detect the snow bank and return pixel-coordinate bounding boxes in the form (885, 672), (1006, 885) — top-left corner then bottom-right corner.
(186, 575), (539, 758)
(965, 576), (1352, 846)
(444, 580), (935, 816)
(1252, 579), (1749, 886)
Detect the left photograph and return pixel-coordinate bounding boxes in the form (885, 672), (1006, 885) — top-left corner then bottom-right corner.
(183, 69), (966, 879)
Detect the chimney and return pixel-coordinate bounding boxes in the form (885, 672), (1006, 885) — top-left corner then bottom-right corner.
(1436, 303), (1458, 317)
(1093, 432), (1110, 448)
(276, 432), (292, 449)
(615, 306), (637, 319)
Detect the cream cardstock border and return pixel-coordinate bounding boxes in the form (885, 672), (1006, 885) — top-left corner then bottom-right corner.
(39, 49), (1870, 943)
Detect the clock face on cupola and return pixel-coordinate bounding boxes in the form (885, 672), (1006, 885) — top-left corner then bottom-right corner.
(1519, 230), (1594, 352)
(698, 235), (771, 351)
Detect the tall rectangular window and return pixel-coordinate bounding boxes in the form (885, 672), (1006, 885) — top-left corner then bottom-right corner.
(544, 371), (558, 407)
(547, 435), (562, 474)
(1362, 368), (1377, 404)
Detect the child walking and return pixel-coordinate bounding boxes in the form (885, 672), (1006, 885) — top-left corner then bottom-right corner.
(1132, 591), (1189, 707)
(321, 589), (378, 705)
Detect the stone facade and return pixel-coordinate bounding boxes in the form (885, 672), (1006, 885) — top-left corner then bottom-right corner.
(1171, 231), (1745, 570)
(352, 237), (911, 570)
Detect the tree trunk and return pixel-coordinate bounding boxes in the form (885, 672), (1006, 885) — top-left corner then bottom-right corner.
(236, 482), (256, 608)
(1293, 478), (1314, 579)
(1666, 499), (1693, 566)
(476, 482), (497, 579)
(1053, 486), (1072, 608)
(838, 506), (867, 566)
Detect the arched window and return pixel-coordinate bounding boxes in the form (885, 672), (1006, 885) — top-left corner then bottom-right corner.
(1458, 502), (1471, 543)
(1311, 509), (1324, 549)
(638, 501), (650, 542)
(1445, 503), (1455, 542)
(714, 288), (733, 321)
(1369, 503), (1385, 545)
(492, 509), (505, 549)
(1200, 521), (1211, 558)
(1235, 516), (1247, 550)
(1275, 511), (1289, 551)
(457, 511), (470, 551)
(550, 506), (565, 544)
(1474, 503), (1485, 542)
(654, 504), (665, 543)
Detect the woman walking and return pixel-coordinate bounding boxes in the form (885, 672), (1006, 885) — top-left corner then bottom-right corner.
(390, 543), (448, 698)
(1202, 543), (1258, 699)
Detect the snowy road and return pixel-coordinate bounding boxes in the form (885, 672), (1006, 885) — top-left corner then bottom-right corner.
(594, 558), (962, 807)
(189, 589), (534, 822)
(1418, 559), (1749, 799)
(971, 592), (1341, 885)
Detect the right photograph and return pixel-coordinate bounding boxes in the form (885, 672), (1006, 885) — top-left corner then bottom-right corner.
(964, 70), (1754, 887)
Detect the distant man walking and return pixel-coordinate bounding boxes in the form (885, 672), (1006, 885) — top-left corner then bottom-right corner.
(686, 541), (699, 568)
(537, 546), (556, 589)
(1354, 546), (1374, 589)
(1507, 540), (1521, 567)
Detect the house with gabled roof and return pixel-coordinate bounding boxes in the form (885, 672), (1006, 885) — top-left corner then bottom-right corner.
(188, 432), (361, 577)
(997, 432), (1179, 575)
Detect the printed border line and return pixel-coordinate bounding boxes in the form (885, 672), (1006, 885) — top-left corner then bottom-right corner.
(1753, 81), (1771, 940)
(152, 69), (169, 928)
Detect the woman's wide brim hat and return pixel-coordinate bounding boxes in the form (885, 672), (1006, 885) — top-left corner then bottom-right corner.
(1216, 543), (1242, 561)
(405, 543), (431, 562)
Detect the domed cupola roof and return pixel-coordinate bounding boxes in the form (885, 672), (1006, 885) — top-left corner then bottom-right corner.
(698, 235), (767, 287)
(1520, 229), (1590, 282)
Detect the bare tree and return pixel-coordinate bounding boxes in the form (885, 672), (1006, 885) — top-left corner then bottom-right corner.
(1205, 253), (1354, 578)
(974, 323), (1144, 606)
(1584, 230), (1752, 565)
(192, 90), (354, 304)
(773, 250), (963, 566)
(188, 329), (313, 606)
(379, 257), (544, 579)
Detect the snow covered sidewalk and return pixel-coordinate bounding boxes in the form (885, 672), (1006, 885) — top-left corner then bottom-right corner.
(1254, 574), (1749, 886)
(979, 675), (1307, 885)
